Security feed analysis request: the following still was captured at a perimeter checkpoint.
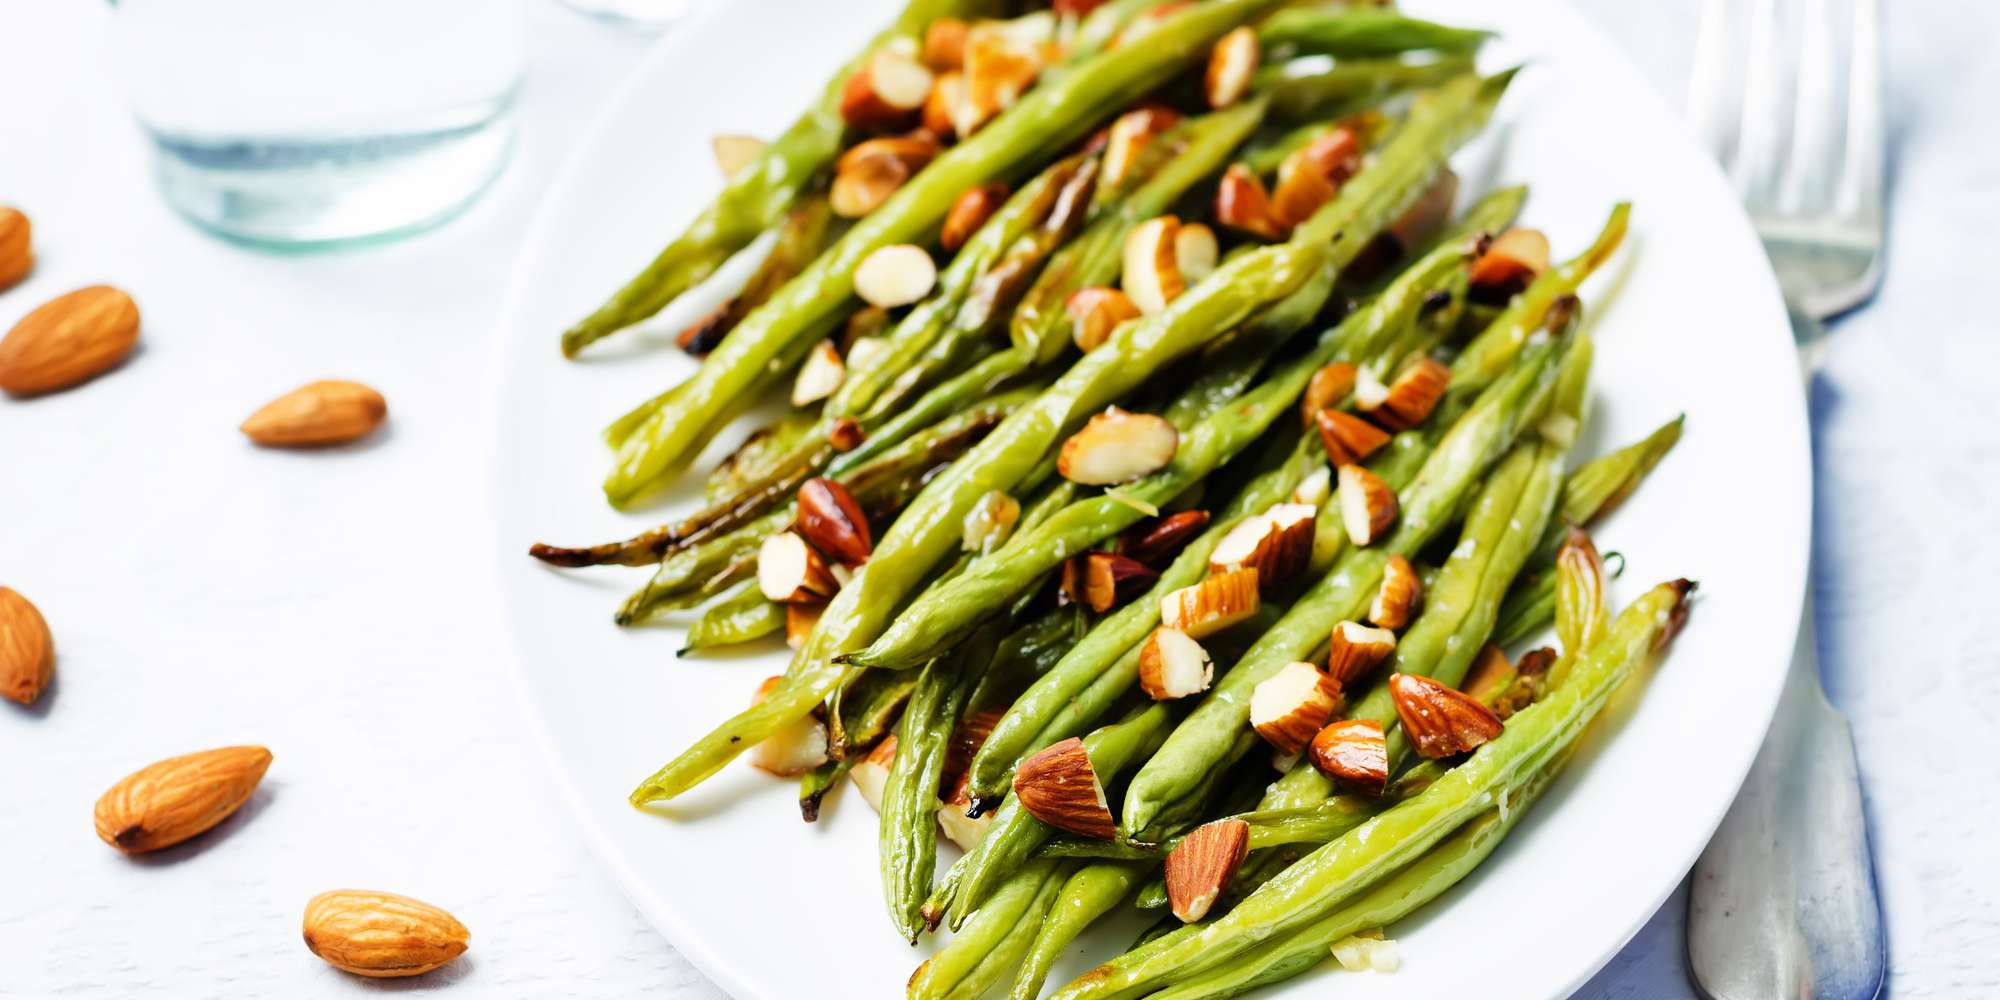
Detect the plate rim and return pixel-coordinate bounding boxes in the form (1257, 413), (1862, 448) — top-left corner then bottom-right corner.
(482, 1), (1812, 995)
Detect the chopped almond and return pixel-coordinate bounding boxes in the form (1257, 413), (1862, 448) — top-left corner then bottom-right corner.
(758, 531), (840, 603)
(1391, 673), (1504, 758)
(1174, 223), (1219, 285)
(1363, 358), (1449, 431)
(795, 478), (873, 567)
(1301, 128), (1363, 182)
(922, 17), (969, 71)
(1469, 227), (1552, 299)
(827, 417), (866, 453)
(1299, 362), (1358, 430)
(1165, 819), (1249, 921)
(854, 244), (938, 308)
(1139, 627), (1213, 700)
(1012, 737), (1115, 840)
(1159, 567), (1260, 639)
(839, 44), (936, 130)
(784, 602), (823, 649)
(941, 183), (1009, 252)
(1057, 407), (1178, 485)
(964, 21), (1045, 121)
(1251, 662), (1339, 756)
(1337, 464), (1397, 545)
(1315, 409), (1391, 467)
(1367, 554), (1422, 630)
(1204, 27), (1259, 109)
(1209, 505), (1313, 594)
(852, 734), (899, 810)
(1066, 286), (1142, 352)
(1101, 106), (1183, 187)
(1122, 215), (1185, 314)
(830, 135), (940, 217)
(961, 490), (1021, 553)
(1308, 719), (1388, 795)
(748, 676), (830, 776)
(923, 71), (973, 138)
(1326, 620), (1397, 687)
(791, 339), (846, 406)
(1083, 552), (1159, 613)
(1214, 165), (1285, 241)
(1119, 509), (1211, 567)
(1271, 146), (1338, 229)
(1292, 466), (1332, 508)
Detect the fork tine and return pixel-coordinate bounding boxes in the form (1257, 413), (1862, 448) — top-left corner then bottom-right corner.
(1687, 0), (1741, 164)
(1836, 0), (1884, 226)
(1731, 0), (1790, 201)
(1775, 0), (1840, 215)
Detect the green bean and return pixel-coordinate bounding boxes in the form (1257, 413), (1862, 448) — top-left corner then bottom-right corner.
(697, 410), (821, 501)
(798, 756), (853, 823)
(881, 630), (991, 942)
(1011, 861), (1150, 1000)
(680, 579), (785, 653)
(1258, 55), (1478, 123)
(909, 859), (1072, 1000)
(1256, 8), (1493, 58)
(1050, 579), (1693, 998)
(1039, 794), (1379, 861)
(557, 0), (995, 357)
(603, 0), (1293, 499)
(1118, 325), (1575, 838)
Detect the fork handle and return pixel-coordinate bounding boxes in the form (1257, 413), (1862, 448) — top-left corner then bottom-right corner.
(1686, 597), (1885, 1000)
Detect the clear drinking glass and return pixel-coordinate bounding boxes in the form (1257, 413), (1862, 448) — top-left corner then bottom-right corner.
(108, 0), (524, 248)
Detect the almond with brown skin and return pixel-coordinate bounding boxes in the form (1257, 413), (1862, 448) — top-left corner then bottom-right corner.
(1308, 719), (1388, 795)
(710, 134), (766, 179)
(1102, 107), (1182, 187)
(1337, 463), (1397, 545)
(795, 478), (872, 566)
(1461, 643), (1517, 704)
(941, 183), (1009, 252)
(790, 340), (846, 405)
(1364, 357), (1450, 431)
(1270, 146), (1338, 229)
(758, 532), (840, 604)
(923, 71), (973, 138)
(0, 285), (140, 396)
(1138, 626), (1212, 700)
(1121, 215), (1185, 314)
(302, 890), (469, 978)
(1119, 509), (1210, 567)
(1367, 554), (1422, 630)
(831, 135), (940, 217)
(1203, 26), (1259, 108)
(1301, 127), (1363, 182)
(839, 45), (935, 130)
(783, 603), (823, 649)
(1214, 165), (1284, 241)
(1066, 285), (1141, 352)
(1209, 505), (1313, 594)
(1299, 361), (1357, 430)
(1165, 818), (1248, 921)
(1391, 672), (1504, 758)
(1251, 661), (1339, 756)
(1082, 552), (1158, 613)
(1315, 408), (1391, 467)
(1012, 736), (1115, 840)
(851, 734), (898, 811)
(1326, 620), (1397, 687)
(827, 417), (865, 453)
(0, 207), (32, 292)
(1159, 567), (1260, 639)
(922, 17), (969, 71)
(748, 676), (830, 776)
(1291, 466), (1332, 508)
(963, 21), (1045, 120)
(240, 380), (387, 447)
(1057, 407), (1178, 485)
(0, 587), (54, 705)
(94, 745), (272, 853)
(1469, 227), (1552, 299)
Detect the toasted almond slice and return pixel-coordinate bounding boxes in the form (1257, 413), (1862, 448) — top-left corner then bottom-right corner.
(1214, 164), (1285, 240)
(1204, 26), (1259, 108)
(1012, 737), (1115, 839)
(1391, 673), (1504, 758)
(827, 418), (866, 453)
(962, 489), (1021, 553)
(1271, 146), (1339, 229)
(1208, 513), (1276, 576)
(1066, 286), (1142, 352)
(1057, 407), (1178, 485)
(1174, 223), (1219, 285)
(852, 735), (899, 811)
(1367, 554), (1422, 630)
(1122, 216), (1185, 314)
(1083, 552), (1159, 614)
(965, 23), (1044, 120)
(783, 602), (823, 649)
(922, 17), (970, 71)
(1159, 567), (1260, 640)
(711, 134), (767, 179)
(1469, 227), (1552, 298)
(1352, 367), (1389, 410)
(1139, 627), (1213, 700)
(855, 244), (938, 308)
(1326, 620), (1397, 687)
(1301, 127), (1363, 182)
(832, 135), (940, 217)
(749, 676), (831, 776)
(1292, 466), (1332, 508)
(1315, 409), (1392, 467)
(791, 339), (846, 406)
(1365, 358), (1450, 431)
(1309, 719), (1389, 795)
(758, 531), (840, 603)
(1209, 506), (1313, 593)
(796, 478), (873, 566)
(1102, 106), (1183, 187)
(1387, 167), (1459, 250)
(1251, 662), (1339, 756)
(1337, 464), (1397, 546)
(1165, 818), (1249, 922)
(923, 71), (971, 137)
(839, 45), (936, 129)
(942, 183), (1009, 252)
(1119, 509), (1211, 567)
(1461, 644), (1517, 705)
(1299, 361), (1358, 430)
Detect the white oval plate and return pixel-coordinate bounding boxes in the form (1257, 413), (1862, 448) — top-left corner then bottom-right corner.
(489, 1), (1809, 996)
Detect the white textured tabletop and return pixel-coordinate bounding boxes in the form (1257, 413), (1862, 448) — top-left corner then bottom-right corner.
(2, 1), (1993, 997)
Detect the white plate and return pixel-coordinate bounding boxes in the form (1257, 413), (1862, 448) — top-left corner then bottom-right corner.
(488, 1), (1810, 996)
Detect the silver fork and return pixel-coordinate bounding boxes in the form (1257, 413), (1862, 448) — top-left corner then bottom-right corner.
(1682, 0), (1887, 997)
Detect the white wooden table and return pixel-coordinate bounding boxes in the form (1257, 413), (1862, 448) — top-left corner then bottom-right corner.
(3, 1), (1992, 996)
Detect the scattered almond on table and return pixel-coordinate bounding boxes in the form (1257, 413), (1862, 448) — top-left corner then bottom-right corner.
(0, 586), (54, 706)
(240, 379), (388, 447)
(303, 889), (470, 978)
(93, 745), (272, 854)
(0, 284), (140, 397)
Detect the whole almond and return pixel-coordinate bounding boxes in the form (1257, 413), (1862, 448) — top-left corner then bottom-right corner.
(0, 207), (32, 291)
(240, 380), (387, 447)
(0, 586), (54, 705)
(303, 889), (470, 978)
(0, 285), (140, 396)
(93, 745), (272, 853)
